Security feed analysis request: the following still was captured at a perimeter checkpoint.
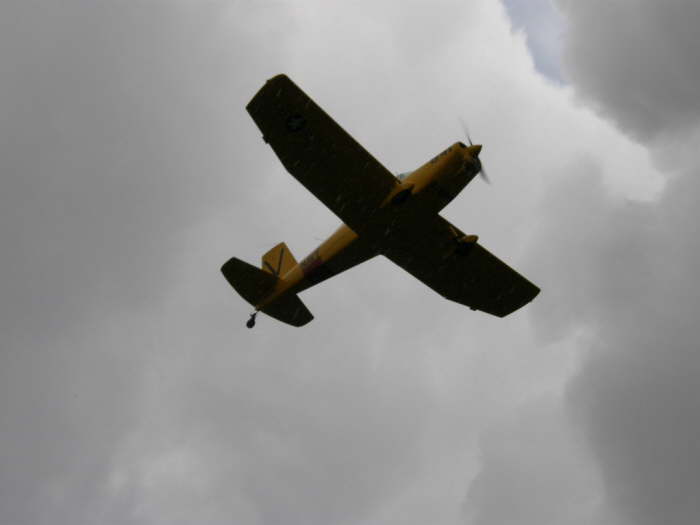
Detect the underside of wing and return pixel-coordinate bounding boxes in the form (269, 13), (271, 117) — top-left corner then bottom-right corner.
(382, 215), (540, 317)
(246, 74), (398, 231)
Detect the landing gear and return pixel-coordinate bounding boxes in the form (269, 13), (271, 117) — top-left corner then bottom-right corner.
(246, 311), (257, 329)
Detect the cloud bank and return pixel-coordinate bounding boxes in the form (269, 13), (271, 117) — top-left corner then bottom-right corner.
(469, 2), (700, 525)
(3, 1), (697, 525)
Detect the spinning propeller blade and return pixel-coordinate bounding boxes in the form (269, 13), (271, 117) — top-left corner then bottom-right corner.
(459, 118), (490, 183)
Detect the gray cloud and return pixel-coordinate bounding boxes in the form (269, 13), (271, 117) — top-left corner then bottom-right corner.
(511, 3), (700, 523)
(0, 1), (277, 330)
(564, 169), (700, 525)
(557, 0), (700, 143)
(525, 162), (695, 521)
(0, 2), (287, 523)
(3, 1), (689, 524)
(470, 150), (700, 525)
(570, 331), (700, 525)
(463, 3), (700, 525)
(465, 397), (598, 525)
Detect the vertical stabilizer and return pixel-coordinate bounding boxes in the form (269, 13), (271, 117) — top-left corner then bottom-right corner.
(261, 242), (298, 277)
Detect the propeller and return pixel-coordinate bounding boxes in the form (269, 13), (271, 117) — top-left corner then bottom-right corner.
(478, 157), (490, 185)
(459, 118), (490, 184)
(458, 117), (473, 146)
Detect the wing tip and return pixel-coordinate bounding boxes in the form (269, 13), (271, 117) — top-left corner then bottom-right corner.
(496, 283), (541, 317)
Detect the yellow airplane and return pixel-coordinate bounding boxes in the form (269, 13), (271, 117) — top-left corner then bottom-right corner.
(222, 74), (539, 328)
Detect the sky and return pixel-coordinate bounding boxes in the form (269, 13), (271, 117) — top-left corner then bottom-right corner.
(503, 0), (565, 82)
(1, 1), (699, 524)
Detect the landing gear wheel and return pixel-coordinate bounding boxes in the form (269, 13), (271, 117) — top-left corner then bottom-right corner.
(246, 312), (257, 329)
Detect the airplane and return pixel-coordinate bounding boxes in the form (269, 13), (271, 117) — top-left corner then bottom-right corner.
(222, 74), (540, 328)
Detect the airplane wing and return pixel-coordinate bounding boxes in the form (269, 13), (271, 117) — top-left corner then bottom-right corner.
(382, 215), (540, 317)
(246, 74), (398, 232)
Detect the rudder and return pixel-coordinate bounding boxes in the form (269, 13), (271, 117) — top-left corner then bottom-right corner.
(261, 242), (297, 277)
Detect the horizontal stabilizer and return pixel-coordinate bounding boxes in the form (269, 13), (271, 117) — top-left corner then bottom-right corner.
(262, 293), (313, 327)
(221, 257), (277, 307)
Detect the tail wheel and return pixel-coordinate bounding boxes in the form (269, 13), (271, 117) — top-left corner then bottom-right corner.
(246, 312), (257, 329)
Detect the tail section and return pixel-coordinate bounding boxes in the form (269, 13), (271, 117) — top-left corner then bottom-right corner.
(261, 242), (297, 277)
(221, 248), (313, 328)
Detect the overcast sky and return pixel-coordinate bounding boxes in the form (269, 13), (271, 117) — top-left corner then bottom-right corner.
(1, 1), (699, 524)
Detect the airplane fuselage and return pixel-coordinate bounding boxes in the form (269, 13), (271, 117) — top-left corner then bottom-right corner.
(255, 142), (482, 311)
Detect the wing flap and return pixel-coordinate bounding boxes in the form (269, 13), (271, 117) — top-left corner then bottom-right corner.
(246, 74), (398, 231)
